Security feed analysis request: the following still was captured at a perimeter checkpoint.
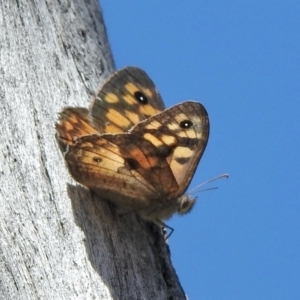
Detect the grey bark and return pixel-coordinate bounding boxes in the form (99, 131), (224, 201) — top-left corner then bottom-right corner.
(0, 1), (186, 299)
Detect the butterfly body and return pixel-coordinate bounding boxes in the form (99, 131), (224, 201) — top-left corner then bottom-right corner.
(56, 67), (209, 223)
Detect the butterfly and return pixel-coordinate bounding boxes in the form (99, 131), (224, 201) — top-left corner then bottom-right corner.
(55, 67), (209, 224)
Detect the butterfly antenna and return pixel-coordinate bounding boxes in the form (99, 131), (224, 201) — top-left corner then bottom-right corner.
(198, 187), (218, 192)
(189, 173), (229, 194)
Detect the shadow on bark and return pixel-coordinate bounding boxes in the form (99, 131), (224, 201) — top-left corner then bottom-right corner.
(66, 184), (186, 299)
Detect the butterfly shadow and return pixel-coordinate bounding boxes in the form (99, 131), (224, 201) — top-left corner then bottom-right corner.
(66, 184), (183, 297)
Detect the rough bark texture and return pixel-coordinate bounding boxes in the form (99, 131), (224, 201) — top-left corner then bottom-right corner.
(0, 1), (186, 299)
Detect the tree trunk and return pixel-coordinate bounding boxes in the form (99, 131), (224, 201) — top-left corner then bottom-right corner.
(0, 1), (186, 299)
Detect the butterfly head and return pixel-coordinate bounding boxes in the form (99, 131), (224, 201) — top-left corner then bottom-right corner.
(177, 194), (197, 215)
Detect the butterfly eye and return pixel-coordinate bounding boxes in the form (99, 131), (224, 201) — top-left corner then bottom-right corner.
(180, 199), (190, 210)
(178, 196), (196, 215)
(134, 91), (148, 104)
(179, 120), (193, 129)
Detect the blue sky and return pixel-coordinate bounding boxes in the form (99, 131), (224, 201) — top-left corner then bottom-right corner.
(100, 2), (300, 299)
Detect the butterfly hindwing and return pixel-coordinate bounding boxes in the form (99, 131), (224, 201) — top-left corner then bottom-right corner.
(55, 107), (98, 150)
(89, 67), (165, 133)
(65, 133), (179, 208)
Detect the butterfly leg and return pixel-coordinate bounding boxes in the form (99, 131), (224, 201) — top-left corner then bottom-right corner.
(155, 219), (174, 240)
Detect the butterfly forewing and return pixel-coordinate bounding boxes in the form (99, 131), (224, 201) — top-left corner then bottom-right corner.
(89, 67), (165, 133)
(130, 101), (209, 199)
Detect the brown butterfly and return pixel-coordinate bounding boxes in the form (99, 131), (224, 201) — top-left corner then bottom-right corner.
(56, 67), (209, 224)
